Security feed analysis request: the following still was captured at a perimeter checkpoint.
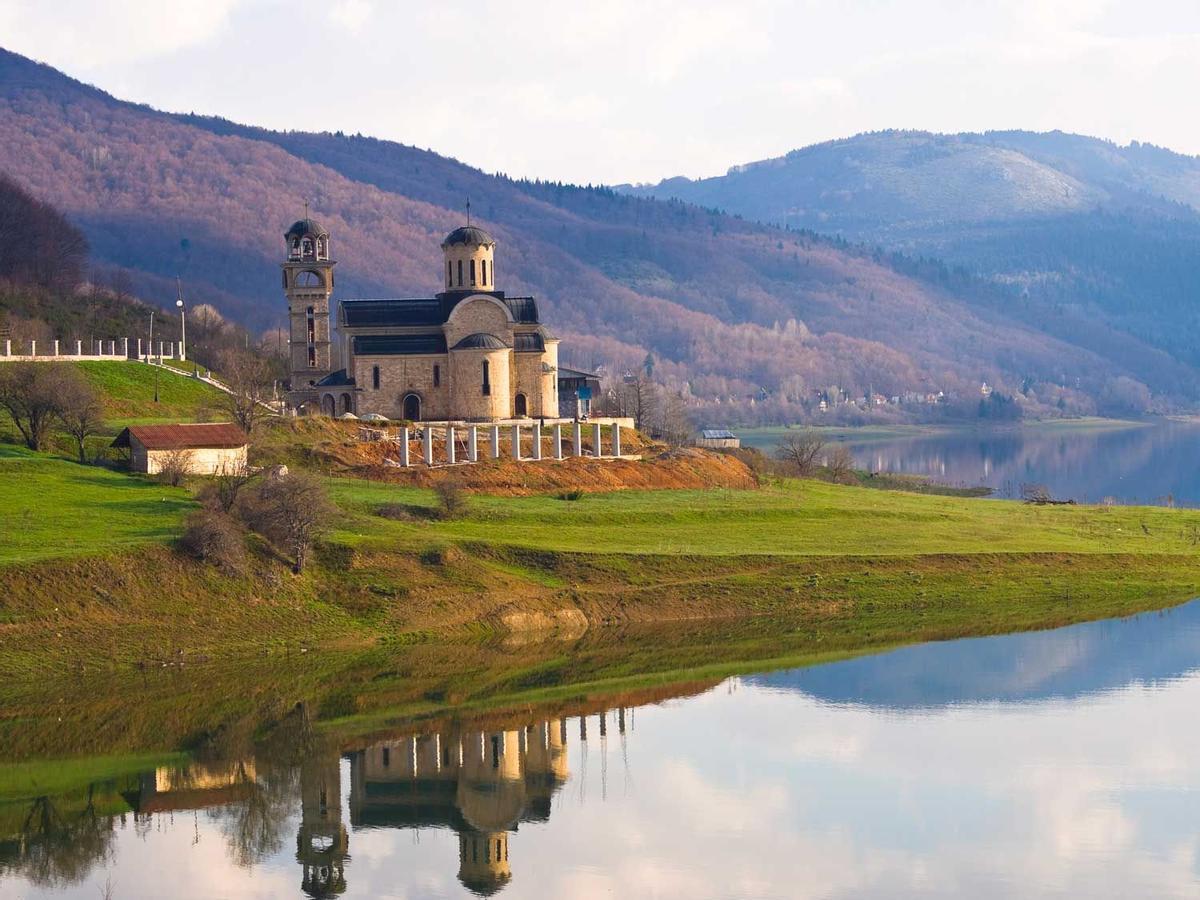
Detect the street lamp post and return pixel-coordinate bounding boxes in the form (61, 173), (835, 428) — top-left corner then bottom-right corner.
(175, 278), (187, 363)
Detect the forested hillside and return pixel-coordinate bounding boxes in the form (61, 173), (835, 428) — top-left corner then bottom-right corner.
(0, 50), (1194, 420)
(620, 130), (1200, 389)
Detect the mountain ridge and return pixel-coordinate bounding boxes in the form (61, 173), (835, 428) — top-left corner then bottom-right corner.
(0, 50), (1194, 419)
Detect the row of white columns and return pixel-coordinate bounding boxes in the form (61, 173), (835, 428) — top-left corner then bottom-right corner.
(0, 338), (186, 360)
(1, 338), (134, 358)
(395, 422), (623, 467)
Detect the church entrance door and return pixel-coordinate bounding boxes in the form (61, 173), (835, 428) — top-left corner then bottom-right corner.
(403, 393), (421, 421)
(514, 393), (528, 417)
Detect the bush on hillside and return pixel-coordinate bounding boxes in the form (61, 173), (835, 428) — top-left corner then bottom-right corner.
(180, 508), (246, 576)
(433, 480), (467, 519)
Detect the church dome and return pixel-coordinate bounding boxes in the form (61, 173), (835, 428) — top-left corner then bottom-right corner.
(286, 218), (328, 239)
(452, 333), (507, 351)
(442, 225), (495, 248)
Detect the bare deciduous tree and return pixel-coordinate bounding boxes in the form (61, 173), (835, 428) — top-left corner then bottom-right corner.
(55, 369), (105, 462)
(0, 362), (73, 451)
(218, 348), (273, 433)
(198, 459), (257, 514)
(825, 445), (856, 483)
(156, 448), (195, 487)
(242, 472), (335, 573)
(774, 431), (825, 477)
(180, 508), (247, 575)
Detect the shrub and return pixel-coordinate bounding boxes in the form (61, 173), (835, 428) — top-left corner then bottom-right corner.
(180, 508), (246, 575)
(775, 432), (825, 477)
(156, 449), (195, 487)
(433, 479), (467, 519)
(555, 489), (584, 501)
(824, 445), (856, 484)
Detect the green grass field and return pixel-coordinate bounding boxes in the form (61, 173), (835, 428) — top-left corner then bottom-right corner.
(0, 446), (191, 564)
(327, 477), (1200, 558)
(75, 360), (226, 423)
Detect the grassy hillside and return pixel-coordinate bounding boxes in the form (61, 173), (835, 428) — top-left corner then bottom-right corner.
(0, 446), (190, 564)
(3, 439), (1200, 682)
(0, 49), (1157, 420)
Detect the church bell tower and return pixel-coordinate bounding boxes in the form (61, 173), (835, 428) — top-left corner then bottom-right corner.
(283, 213), (336, 410)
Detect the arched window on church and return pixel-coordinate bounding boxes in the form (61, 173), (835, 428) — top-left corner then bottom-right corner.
(457, 260), (463, 287)
(470, 259), (476, 286)
(481, 259), (488, 286)
(482, 360), (491, 396)
(433, 364), (441, 387)
(372, 365), (381, 390)
(447, 259), (452, 288)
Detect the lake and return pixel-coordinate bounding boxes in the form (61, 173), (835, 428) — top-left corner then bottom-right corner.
(5, 601), (1200, 899)
(744, 420), (1200, 505)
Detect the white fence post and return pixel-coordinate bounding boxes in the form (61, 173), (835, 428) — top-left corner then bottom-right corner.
(122, 337), (129, 358)
(52, 340), (59, 356)
(422, 427), (434, 465)
(76, 340), (83, 356)
(532, 423), (542, 460)
(468, 425), (478, 462)
(613, 424), (622, 457)
(109, 340), (116, 356)
(573, 422), (582, 456)
(490, 425), (500, 459)
(399, 427), (410, 467)
(446, 425), (456, 465)
(136, 338), (142, 359)
(593, 422), (604, 457)
(511, 424), (521, 461)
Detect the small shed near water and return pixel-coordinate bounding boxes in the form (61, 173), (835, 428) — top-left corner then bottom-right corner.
(695, 429), (740, 449)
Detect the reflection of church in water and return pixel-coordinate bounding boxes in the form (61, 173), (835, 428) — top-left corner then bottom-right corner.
(296, 714), (617, 897)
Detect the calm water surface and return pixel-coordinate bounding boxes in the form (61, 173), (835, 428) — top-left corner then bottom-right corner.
(6, 603), (1200, 899)
(756, 420), (1200, 505)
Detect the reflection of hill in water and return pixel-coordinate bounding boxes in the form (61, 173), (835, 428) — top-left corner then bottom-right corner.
(751, 600), (1200, 710)
(848, 422), (1200, 504)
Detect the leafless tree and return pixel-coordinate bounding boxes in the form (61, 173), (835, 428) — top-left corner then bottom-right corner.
(0, 362), (74, 451)
(156, 449), (195, 487)
(242, 472), (335, 573)
(824, 445), (856, 483)
(653, 389), (692, 447)
(55, 369), (105, 462)
(774, 431), (825, 477)
(619, 374), (659, 432)
(198, 459), (257, 513)
(218, 348), (273, 433)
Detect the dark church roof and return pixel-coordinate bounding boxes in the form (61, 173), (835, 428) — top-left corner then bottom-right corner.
(285, 218), (327, 239)
(342, 299), (443, 327)
(442, 225), (494, 247)
(340, 294), (541, 328)
(452, 333), (508, 350)
(353, 334), (448, 355)
(315, 368), (355, 387)
(514, 327), (554, 352)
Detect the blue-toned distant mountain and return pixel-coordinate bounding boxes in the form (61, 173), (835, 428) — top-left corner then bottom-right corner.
(750, 601), (1200, 710)
(619, 130), (1200, 384)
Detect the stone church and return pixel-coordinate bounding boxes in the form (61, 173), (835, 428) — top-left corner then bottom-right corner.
(283, 216), (596, 421)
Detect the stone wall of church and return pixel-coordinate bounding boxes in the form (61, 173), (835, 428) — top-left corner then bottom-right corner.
(444, 297), (510, 349)
(512, 340), (558, 418)
(449, 348), (511, 420)
(353, 354), (451, 420)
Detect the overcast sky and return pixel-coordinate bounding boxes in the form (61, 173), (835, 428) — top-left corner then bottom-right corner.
(3, 0), (1199, 184)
